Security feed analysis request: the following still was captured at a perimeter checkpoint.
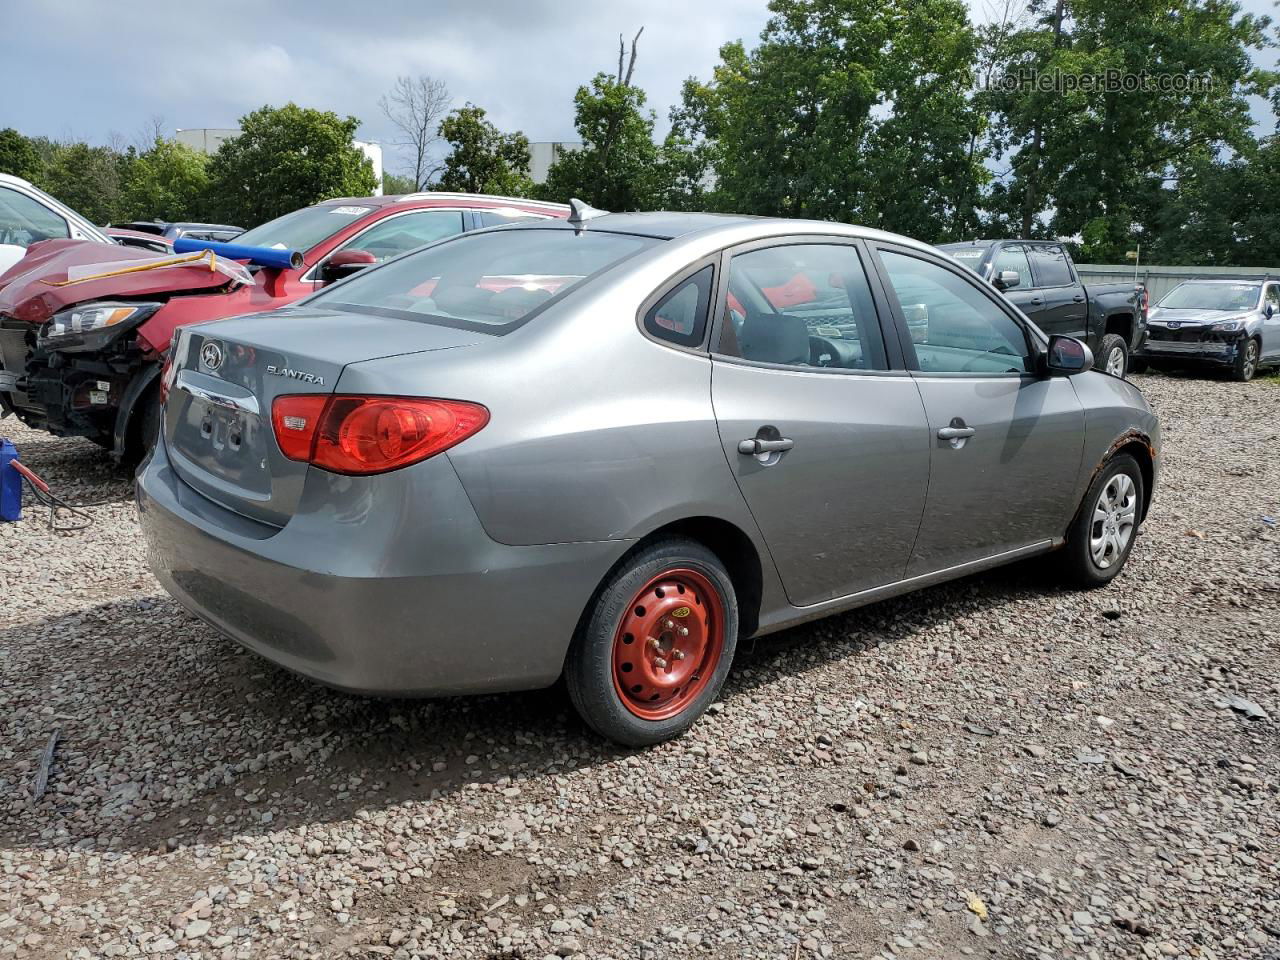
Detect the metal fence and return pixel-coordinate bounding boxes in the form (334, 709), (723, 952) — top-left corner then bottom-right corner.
(1076, 263), (1280, 304)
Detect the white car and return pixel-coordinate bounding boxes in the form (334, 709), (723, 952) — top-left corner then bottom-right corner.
(0, 173), (111, 276)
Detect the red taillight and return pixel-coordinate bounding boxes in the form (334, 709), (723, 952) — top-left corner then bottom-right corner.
(271, 395), (488, 475)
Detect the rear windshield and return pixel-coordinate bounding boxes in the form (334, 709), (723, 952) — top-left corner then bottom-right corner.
(938, 245), (990, 274)
(310, 228), (660, 332)
(1158, 282), (1260, 311)
(233, 204), (376, 253)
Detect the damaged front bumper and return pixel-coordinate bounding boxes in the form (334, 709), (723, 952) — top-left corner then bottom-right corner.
(1133, 328), (1245, 366)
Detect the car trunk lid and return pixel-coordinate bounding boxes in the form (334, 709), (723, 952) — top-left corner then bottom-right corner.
(164, 307), (485, 526)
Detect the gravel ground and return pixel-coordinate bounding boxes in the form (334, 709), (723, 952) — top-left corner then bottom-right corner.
(1, 371), (1277, 960)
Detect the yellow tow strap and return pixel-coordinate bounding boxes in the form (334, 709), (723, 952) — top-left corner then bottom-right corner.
(45, 250), (221, 286)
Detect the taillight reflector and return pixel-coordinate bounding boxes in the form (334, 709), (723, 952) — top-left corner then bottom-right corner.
(271, 395), (488, 475)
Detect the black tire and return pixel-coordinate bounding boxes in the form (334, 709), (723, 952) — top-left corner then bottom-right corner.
(1097, 334), (1128, 378)
(122, 384), (162, 467)
(1230, 337), (1260, 382)
(1057, 453), (1144, 589)
(566, 538), (738, 747)
(1127, 358), (1148, 375)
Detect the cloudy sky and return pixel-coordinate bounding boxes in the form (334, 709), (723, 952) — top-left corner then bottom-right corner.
(3, 0), (1277, 177)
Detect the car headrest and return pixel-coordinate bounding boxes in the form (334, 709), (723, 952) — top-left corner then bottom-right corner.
(738, 311), (810, 366)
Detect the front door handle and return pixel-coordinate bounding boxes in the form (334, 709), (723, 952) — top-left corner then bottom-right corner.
(738, 437), (794, 455)
(936, 426), (975, 440)
(1029, 297), (1044, 305)
(1072, 294), (1085, 302)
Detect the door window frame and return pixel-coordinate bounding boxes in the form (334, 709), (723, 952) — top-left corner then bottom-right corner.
(990, 242), (1037, 291)
(867, 241), (1047, 380)
(705, 235), (909, 376)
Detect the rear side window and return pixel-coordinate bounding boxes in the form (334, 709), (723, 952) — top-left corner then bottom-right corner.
(717, 243), (888, 371)
(313, 228), (659, 333)
(1028, 244), (1073, 287)
(339, 210), (464, 262)
(644, 266), (713, 347)
(477, 210), (549, 227)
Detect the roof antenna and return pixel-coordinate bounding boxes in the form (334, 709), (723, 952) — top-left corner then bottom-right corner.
(567, 198), (608, 231)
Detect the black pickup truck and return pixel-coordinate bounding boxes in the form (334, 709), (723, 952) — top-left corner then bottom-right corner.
(938, 240), (1147, 378)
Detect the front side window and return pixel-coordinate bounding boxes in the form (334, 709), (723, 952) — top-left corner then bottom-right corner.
(1027, 244), (1074, 287)
(992, 244), (1033, 289)
(718, 243), (887, 370)
(337, 210), (464, 262)
(312, 228), (659, 333)
(879, 250), (1032, 375)
(1265, 285), (1279, 309)
(644, 266), (713, 347)
(0, 187), (70, 248)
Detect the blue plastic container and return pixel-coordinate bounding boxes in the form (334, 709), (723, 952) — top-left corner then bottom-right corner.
(1, 438), (21, 522)
(172, 237), (304, 271)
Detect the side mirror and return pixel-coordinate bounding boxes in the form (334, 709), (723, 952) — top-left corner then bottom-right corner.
(320, 249), (376, 284)
(1045, 335), (1093, 376)
(1267, 302), (1275, 319)
(993, 270), (1020, 291)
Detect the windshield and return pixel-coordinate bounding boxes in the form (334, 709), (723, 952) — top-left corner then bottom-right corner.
(1159, 282), (1260, 311)
(310, 228), (660, 332)
(938, 245), (989, 274)
(233, 204), (376, 253)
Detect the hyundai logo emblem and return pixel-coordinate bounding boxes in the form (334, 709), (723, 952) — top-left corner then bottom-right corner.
(1166, 321), (1181, 329)
(200, 340), (225, 371)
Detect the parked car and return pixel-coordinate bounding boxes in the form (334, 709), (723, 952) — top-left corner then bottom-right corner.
(938, 240), (1147, 378)
(0, 173), (112, 274)
(1131, 278), (1280, 381)
(138, 209), (1161, 746)
(107, 220), (244, 244)
(0, 193), (567, 461)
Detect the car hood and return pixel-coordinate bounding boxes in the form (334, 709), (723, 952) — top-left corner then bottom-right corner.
(0, 238), (242, 325)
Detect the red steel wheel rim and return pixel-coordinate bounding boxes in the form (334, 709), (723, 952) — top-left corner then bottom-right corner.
(611, 567), (725, 721)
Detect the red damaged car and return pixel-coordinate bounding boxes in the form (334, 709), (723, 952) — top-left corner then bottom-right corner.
(0, 193), (567, 461)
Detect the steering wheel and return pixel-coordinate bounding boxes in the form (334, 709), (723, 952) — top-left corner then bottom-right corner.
(809, 335), (842, 368)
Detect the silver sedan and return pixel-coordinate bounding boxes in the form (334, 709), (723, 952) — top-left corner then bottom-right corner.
(138, 207), (1161, 746)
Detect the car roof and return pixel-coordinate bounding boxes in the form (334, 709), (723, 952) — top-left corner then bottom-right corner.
(1174, 278), (1266, 284)
(499, 210), (942, 255)
(317, 192), (569, 213)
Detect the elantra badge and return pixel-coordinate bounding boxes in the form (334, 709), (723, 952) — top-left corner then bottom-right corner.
(200, 341), (225, 371)
(266, 365), (325, 386)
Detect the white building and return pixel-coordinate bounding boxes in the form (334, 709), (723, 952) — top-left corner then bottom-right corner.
(176, 128), (385, 196)
(528, 141), (583, 185)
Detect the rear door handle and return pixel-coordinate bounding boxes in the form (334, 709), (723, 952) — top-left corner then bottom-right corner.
(1029, 297), (1044, 305)
(1072, 294), (1085, 302)
(936, 426), (975, 440)
(738, 437), (794, 455)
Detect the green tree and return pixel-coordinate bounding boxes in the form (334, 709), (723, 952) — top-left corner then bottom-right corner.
(985, 0), (1274, 260)
(205, 104), (377, 227)
(437, 105), (534, 196)
(121, 139), (210, 222)
(0, 128), (41, 182)
(38, 141), (130, 224)
(382, 171), (419, 195)
(674, 0), (986, 240)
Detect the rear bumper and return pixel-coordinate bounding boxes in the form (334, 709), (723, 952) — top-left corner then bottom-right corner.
(137, 437), (632, 696)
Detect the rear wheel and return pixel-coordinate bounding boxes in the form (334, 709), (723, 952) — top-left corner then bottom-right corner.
(1231, 338), (1260, 382)
(1098, 334), (1128, 378)
(1057, 453), (1143, 588)
(566, 539), (738, 746)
